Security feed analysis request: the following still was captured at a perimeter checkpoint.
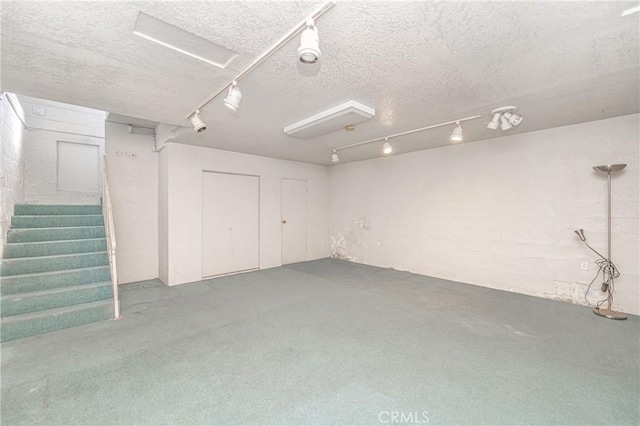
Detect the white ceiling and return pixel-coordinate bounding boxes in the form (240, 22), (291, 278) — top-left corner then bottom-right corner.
(2, 1), (638, 165)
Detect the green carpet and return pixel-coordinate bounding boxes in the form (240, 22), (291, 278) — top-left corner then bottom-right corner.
(1, 259), (638, 425)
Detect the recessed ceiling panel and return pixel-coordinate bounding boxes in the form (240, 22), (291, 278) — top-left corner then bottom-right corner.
(133, 12), (238, 68)
(283, 100), (375, 139)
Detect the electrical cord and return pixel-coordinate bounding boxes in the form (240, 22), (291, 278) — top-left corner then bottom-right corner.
(581, 240), (619, 307)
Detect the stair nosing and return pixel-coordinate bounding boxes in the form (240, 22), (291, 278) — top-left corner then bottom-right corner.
(12, 214), (104, 218)
(5, 238), (107, 247)
(1, 251), (108, 263)
(8, 225), (105, 231)
(0, 265), (110, 280)
(0, 299), (113, 322)
(1, 281), (112, 300)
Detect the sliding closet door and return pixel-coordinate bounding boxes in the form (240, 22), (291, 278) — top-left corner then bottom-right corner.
(202, 172), (259, 278)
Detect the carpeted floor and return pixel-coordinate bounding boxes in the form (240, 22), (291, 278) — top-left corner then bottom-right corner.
(1, 258), (638, 425)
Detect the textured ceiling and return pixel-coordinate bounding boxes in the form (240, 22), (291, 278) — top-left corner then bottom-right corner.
(2, 1), (638, 165)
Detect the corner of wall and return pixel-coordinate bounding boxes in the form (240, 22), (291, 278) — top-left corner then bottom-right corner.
(0, 93), (26, 259)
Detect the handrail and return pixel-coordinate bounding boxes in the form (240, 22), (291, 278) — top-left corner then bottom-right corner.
(102, 155), (121, 319)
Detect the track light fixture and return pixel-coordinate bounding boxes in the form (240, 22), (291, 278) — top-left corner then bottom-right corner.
(500, 114), (513, 131)
(223, 81), (242, 112)
(298, 18), (321, 64)
(330, 115), (482, 164)
(185, 0), (336, 124)
(450, 122), (463, 142)
(382, 138), (393, 154)
(331, 150), (340, 163)
(486, 106), (523, 131)
(190, 110), (207, 133)
(487, 112), (501, 130)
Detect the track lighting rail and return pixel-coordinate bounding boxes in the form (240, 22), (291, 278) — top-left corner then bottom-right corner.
(334, 115), (482, 152)
(186, 0), (336, 120)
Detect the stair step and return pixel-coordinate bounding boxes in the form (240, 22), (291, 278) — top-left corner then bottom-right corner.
(11, 214), (104, 228)
(7, 226), (105, 243)
(0, 300), (113, 342)
(1, 282), (112, 317)
(0, 266), (111, 295)
(1, 252), (108, 276)
(3, 238), (107, 258)
(14, 204), (102, 216)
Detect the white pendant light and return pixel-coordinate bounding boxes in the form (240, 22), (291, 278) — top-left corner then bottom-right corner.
(382, 138), (393, 154)
(331, 150), (340, 163)
(298, 18), (321, 64)
(450, 122), (463, 142)
(223, 81), (242, 111)
(190, 110), (207, 133)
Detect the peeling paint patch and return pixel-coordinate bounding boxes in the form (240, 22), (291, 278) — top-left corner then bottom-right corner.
(540, 280), (604, 307)
(330, 216), (370, 261)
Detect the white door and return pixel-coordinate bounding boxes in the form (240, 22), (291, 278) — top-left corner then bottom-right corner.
(281, 178), (307, 265)
(202, 172), (259, 277)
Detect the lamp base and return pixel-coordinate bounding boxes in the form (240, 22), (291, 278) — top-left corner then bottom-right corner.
(593, 308), (627, 320)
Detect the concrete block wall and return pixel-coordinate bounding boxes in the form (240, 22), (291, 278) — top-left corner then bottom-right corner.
(329, 114), (639, 315)
(0, 93), (26, 259)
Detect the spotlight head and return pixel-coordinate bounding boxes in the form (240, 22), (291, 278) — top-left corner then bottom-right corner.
(382, 139), (393, 155)
(190, 110), (207, 133)
(500, 114), (513, 131)
(331, 150), (340, 163)
(223, 81), (242, 112)
(508, 112), (523, 126)
(487, 112), (501, 130)
(574, 229), (586, 242)
(450, 122), (463, 142)
(298, 19), (321, 64)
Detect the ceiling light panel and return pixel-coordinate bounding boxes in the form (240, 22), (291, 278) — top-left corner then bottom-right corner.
(284, 100), (375, 139)
(133, 12), (238, 68)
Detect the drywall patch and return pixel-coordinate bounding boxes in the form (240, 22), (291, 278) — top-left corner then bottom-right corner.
(330, 216), (370, 261)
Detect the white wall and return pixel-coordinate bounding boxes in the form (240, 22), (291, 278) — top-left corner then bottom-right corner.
(329, 114), (640, 315)
(105, 122), (159, 284)
(0, 93), (26, 259)
(19, 95), (106, 205)
(158, 146), (169, 284)
(159, 143), (330, 286)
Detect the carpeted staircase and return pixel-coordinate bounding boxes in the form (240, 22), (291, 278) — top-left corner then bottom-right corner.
(1, 204), (114, 342)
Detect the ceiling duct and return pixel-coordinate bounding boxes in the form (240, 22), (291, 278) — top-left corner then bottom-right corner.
(283, 100), (375, 139)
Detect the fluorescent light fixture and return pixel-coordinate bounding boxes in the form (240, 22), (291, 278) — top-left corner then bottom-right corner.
(133, 12), (238, 68)
(283, 100), (375, 139)
(450, 122), (463, 142)
(621, 4), (640, 16)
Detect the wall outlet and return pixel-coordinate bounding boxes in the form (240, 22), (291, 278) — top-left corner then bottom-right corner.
(580, 261), (589, 271)
(376, 240), (381, 246)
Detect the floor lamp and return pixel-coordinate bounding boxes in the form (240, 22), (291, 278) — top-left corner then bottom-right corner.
(576, 164), (627, 320)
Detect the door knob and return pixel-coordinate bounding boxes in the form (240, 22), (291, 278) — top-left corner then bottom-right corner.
(282, 220), (287, 224)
